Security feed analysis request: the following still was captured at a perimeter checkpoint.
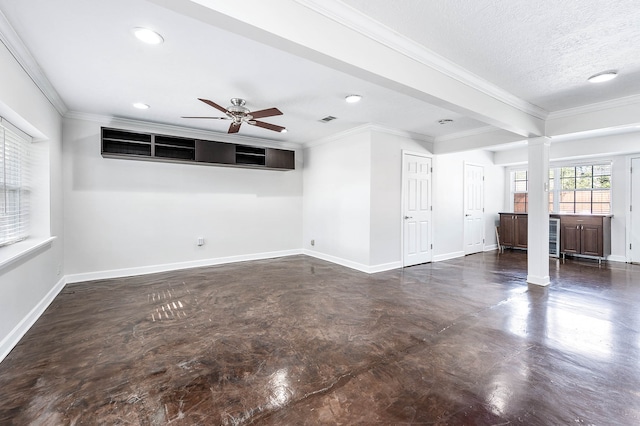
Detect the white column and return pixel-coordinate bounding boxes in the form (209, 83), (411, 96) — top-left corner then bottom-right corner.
(527, 137), (551, 286)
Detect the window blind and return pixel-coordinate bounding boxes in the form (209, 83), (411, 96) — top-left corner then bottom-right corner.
(0, 118), (31, 246)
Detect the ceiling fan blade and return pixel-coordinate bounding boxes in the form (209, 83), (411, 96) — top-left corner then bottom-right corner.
(181, 116), (229, 119)
(250, 107), (283, 119)
(251, 120), (286, 133)
(198, 98), (229, 114)
(228, 122), (241, 134)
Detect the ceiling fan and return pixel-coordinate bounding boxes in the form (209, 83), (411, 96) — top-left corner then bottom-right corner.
(182, 98), (286, 134)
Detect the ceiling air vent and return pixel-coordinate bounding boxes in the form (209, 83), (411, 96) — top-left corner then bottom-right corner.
(319, 115), (337, 123)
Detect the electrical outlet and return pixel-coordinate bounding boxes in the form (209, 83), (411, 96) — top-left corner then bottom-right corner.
(56, 264), (62, 276)
(197, 237), (205, 246)
(310, 239), (315, 246)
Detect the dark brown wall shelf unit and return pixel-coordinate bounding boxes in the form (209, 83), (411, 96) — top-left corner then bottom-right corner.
(101, 128), (152, 157)
(236, 145), (266, 166)
(154, 135), (195, 161)
(101, 127), (294, 170)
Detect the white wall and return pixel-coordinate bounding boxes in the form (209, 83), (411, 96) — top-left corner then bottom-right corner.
(63, 117), (303, 279)
(369, 130), (432, 267)
(433, 149), (504, 260)
(302, 129), (372, 267)
(0, 40), (63, 360)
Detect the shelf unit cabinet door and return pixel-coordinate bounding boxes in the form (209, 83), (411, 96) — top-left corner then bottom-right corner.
(561, 220), (581, 254)
(195, 140), (235, 164)
(266, 148), (295, 170)
(499, 214), (515, 246)
(514, 215), (528, 248)
(581, 224), (603, 256)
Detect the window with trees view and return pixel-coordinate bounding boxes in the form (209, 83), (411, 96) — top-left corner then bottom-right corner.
(510, 163), (611, 214)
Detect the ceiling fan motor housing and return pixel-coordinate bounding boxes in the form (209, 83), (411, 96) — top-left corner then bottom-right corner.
(228, 98), (252, 121)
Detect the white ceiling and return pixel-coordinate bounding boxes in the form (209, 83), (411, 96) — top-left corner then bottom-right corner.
(0, 0), (639, 148)
(341, 0), (640, 112)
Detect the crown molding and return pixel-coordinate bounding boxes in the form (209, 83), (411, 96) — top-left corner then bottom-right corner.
(547, 94), (640, 120)
(294, 0), (548, 120)
(0, 10), (68, 116)
(64, 111), (301, 150)
(434, 125), (497, 143)
(369, 124), (434, 143)
(303, 123), (372, 148)
(303, 123), (433, 149)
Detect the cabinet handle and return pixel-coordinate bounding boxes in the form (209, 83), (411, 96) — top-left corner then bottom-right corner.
(581, 225), (584, 230)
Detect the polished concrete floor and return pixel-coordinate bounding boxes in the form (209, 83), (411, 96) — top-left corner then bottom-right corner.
(1, 251), (640, 425)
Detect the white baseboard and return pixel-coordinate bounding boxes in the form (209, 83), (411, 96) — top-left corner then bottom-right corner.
(369, 260), (403, 273)
(65, 249), (303, 284)
(607, 255), (626, 263)
(302, 250), (402, 274)
(0, 275), (66, 364)
(433, 251), (465, 262)
(302, 249), (370, 273)
(484, 244), (498, 252)
(527, 274), (551, 286)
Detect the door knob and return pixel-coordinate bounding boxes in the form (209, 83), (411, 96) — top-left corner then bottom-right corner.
(404, 216), (413, 219)
(465, 214), (471, 217)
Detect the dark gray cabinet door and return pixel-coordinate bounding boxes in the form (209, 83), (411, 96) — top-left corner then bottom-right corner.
(266, 148), (295, 169)
(195, 140), (235, 164)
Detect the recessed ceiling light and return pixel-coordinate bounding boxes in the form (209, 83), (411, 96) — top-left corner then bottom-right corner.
(587, 70), (618, 83)
(345, 94), (362, 103)
(132, 27), (164, 45)
(133, 102), (150, 110)
(438, 119), (454, 125)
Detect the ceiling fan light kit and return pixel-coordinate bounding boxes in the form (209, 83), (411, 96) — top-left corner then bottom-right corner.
(183, 98), (286, 134)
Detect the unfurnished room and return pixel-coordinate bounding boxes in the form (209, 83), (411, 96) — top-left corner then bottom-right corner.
(0, 0), (639, 424)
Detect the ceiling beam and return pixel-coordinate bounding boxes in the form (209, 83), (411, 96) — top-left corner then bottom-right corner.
(546, 96), (640, 137)
(148, 0), (545, 138)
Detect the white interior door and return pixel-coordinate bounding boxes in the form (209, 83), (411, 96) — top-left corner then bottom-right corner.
(464, 163), (484, 255)
(402, 153), (432, 266)
(631, 157), (640, 263)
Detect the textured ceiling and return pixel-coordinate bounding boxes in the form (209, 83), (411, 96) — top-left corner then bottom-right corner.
(340, 0), (640, 111)
(1, 0), (639, 147)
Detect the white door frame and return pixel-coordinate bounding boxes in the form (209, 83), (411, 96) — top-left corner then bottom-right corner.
(401, 150), (433, 267)
(463, 162), (485, 255)
(627, 155), (640, 263)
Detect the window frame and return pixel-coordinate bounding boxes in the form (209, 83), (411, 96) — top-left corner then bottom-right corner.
(0, 117), (31, 247)
(508, 160), (612, 215)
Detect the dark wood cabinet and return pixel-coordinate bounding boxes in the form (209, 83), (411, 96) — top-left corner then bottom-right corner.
(499, 214), (515, 246)
(499, 213), (527, 249)
(514, 215), (528, 249)
(101, 127), (294, 170)
(195, 140), (235, 164)
(266, 148), (295, 169)
(499, 212), (611, 261)
(559, 215), (611, 259)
